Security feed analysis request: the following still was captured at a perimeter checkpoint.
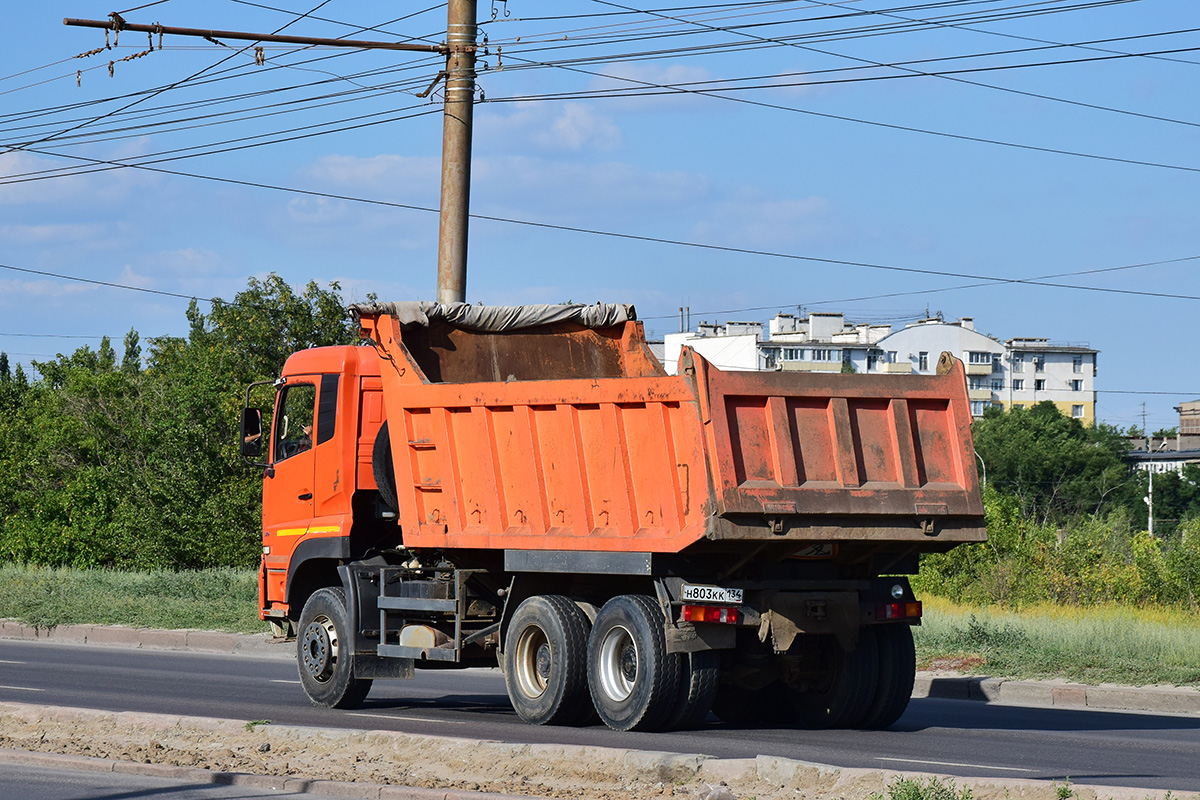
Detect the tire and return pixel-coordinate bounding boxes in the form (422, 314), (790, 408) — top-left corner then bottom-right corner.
(503, 595), (592, 726)
(297, 587), (372, 709)
(587, 595), (681, 732)
(662, 650), (719, 730)
(372, 420), (398, 513)
(787, 631), (879, 729)
(861, 624), (916, 729)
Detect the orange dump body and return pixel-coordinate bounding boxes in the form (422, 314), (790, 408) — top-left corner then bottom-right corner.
(356, 312), (985, 556)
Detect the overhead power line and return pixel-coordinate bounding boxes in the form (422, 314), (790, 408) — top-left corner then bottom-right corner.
(488, 50), (1200, 175)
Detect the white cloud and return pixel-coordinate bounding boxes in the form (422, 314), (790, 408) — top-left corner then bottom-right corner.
(479, 102), (621, 153)
(587, 62), (715, 109)
(0, 147), (161, 207)
(0, 223), (106, 244)
(287, 195), (352, 226)
(0, 277), (97, 300)
(117, 264), (154, 289)
(303, 154), (440, 198)
(0, 152), (89, 205)
(690, 192), (831, 249)
(472, 155), (708, 221)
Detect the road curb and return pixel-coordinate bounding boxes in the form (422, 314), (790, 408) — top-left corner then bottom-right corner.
(0, 747), (538, 800)
(0, 619), (288, 659)
(913, 673), (1200, 715)
(0, 705), (1190, 800)
(3, 620), (1199, 716)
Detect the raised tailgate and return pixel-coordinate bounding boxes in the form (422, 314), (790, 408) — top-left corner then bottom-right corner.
(688, 350), (983, 521)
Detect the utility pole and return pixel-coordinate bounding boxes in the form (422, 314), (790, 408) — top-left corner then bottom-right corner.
(65, 7), (479, 304)
(436, 0), (477, 305)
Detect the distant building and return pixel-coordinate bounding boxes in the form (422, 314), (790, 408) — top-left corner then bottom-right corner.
(1125, 400), (1200, 456)
(658, 311), (1100, 423)
(662, 320), (765, 375)
(1125, 449), (1200, 475)
(1178, 400), (1200, 436)
(760, 312), (898, 374)
(873, 318), (1097, 423)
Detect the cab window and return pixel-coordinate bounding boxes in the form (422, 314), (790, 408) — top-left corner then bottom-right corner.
(275, 383), (316, 462)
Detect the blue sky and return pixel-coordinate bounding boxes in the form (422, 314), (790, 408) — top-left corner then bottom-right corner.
(0, 0), (1196, 431)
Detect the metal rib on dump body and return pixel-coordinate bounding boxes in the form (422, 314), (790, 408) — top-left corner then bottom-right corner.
(684, 348), (986, 544)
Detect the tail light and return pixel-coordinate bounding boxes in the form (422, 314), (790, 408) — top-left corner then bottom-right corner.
(682, 604), (739, 624)
(876, 601), (922, 621)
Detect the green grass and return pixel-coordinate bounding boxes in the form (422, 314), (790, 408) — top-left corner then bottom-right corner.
(916, 596), (1200, 687)
(0, 564), (266, 633)
(3, 564), (1199, 687)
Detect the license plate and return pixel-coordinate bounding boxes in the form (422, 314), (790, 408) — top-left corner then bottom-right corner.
(681, 584), (743, 604)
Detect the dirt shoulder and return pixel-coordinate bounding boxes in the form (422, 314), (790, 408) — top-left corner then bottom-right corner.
(0, 701), (1191, 800)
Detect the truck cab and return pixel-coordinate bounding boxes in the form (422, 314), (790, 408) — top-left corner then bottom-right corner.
(247, 345), (390, 635)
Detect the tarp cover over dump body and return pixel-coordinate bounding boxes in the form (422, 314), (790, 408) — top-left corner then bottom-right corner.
(353, 304), (985, 555)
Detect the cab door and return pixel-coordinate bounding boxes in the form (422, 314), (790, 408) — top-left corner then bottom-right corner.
(262, 379), (318, 607)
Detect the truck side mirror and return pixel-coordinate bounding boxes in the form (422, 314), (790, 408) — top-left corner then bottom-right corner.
(240, 407), (264, 458)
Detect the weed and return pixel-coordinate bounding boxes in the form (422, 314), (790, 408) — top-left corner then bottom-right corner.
(244, 720), (271, 731)
(876, 777), (974, 800)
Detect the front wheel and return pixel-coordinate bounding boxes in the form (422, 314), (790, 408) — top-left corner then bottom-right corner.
(587, 595), (680, 732)
(297, 587), (372, 709)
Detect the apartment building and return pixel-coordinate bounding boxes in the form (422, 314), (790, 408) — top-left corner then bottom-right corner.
(660, 311), (1099, 423)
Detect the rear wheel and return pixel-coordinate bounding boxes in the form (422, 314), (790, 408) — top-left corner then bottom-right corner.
(297, 587), (372, 709)
(503, 595), (592, 725)
(861, 624), (916, 729)
(663, 651), (720, 730)
(786, 631), (878, 729)
(587, 595), (680, 731)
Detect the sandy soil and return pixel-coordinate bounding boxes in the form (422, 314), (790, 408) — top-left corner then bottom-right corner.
(0, 702), (1185, 800)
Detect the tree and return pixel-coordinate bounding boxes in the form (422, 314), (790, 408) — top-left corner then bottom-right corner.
(972, 402), (1134, 524)
(122, 328), (141, 376)
(0, 273), (355, 570)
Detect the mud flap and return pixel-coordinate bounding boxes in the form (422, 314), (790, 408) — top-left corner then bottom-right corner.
(757, 591), (860, 652)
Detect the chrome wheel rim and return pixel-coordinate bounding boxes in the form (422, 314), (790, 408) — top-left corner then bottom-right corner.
(513, 625), (550, 699)
(597, 624), (637, 702)
(301, 614), (338, 683)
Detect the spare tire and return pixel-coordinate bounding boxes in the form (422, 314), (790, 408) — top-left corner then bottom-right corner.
(372, 420), (398, 513)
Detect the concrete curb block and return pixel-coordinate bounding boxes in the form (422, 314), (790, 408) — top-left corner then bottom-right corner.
(5, 621), (1200, 715)
(913, 673), (1200, 715)
(0, 705), (1192, 800)
(0, 747), (538, 799)
(0, 619), (289, 659)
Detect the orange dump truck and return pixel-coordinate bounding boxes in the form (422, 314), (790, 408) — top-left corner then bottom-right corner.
(240, 301), (985, 731)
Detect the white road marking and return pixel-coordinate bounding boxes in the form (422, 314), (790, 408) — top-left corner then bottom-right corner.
(0, 660), (25, 664)
(269, 679), (301, 684)
(877, 757), (1034, 773)
(0, 685), (44, 692)
(347, 712), (466, 725)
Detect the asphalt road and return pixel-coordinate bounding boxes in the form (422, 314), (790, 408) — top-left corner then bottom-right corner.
(2, 639), (1198, 792)
(0, 761), (351, 800)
